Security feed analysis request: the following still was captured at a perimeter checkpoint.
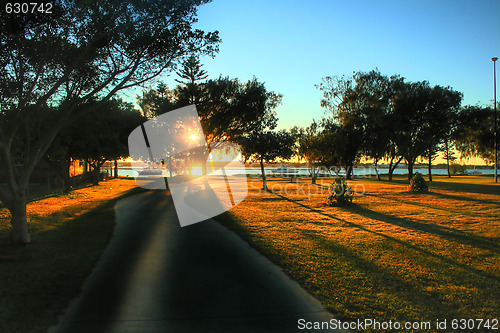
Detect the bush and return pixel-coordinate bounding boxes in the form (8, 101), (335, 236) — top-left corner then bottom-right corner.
(408, 172), (428, 193)
(450, 163), (468, 175)
(326, 177), (353, 206)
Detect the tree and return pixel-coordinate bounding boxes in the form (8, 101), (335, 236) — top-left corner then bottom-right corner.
(442, 139), (457, 178)
(174, 55), (208, 105)
(317, 70), (392, 179)
(239, 130), (295, 191)
(294, 122), (326, 185)
(422, 85), (462, 181)
(46, 99), (145, 190)
(390, 80), (462, 179)
(137, 83), (176, 119)
(455, 105), (495, 164)
(139, 76), (282, 176)
(0, 0), (220, 244)
(175, 55), (208, 85)
(322, 121), (363, 180)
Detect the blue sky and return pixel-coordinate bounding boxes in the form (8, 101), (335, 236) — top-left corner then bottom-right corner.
(154, 0), (500, 130)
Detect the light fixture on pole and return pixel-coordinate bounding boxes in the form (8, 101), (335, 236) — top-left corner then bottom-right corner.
(493, 57), (498, 183)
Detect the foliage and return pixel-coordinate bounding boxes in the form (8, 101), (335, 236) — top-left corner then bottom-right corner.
(325, 177), (353, 206)
(46, 99), (145, 188)
(239, 130), (295, 191)
(390, 80), (462, 179)
(239, 130), (295, 163)
(175, 55), (209, 85)
(408, 172), (429, 193)
(138, 76), (281, 145)
(292, 121), (327, 184)
(317, 70), (398, 179)
(0, 0), (220, 243)
(454, 105), (495, 164)
(450, 163), (468, 175)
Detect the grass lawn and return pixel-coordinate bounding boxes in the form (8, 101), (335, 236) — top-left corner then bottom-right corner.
(216, 174), (499, 329)
(0, 178), (141, 333)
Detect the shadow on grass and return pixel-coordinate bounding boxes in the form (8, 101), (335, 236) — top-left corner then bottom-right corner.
(346, 204), (500, 253)
(0, 186), (148, 333)
(296, 228), (450, 318)
(269, 191), (499, 282)
(425, 191), (500, 207)
(363, 192), (500, 221)
(429, 180), (500, 196)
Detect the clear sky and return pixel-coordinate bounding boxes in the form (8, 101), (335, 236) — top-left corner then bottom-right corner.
(150, 0), (500, 131)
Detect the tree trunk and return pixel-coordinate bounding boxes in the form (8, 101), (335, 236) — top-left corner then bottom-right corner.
(388, 156), (394, 181)
(373, 158), (380, 180)
(407, 160), (414, 180)
(445, 141), (451, 178)
(447, 158), (451, 178)
(114, 160), (118, 178)
(260, 158), (267, 191)
(10, 196), (31, 244)
(428, 151), (433, 182)
(374, 159), (380, 180)
(311, 162), (317, 185)
(63, 159), (72, 193)
(83, 160), (88, 174)
(346, 165), (353, 180)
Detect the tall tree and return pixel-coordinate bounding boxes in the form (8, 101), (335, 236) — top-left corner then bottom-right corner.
(0, 0), (220, 244)
(390, 80), (462, 179)
(239, 130), (295, 191)
(174, 55), (208, 105)
(422, 85), (462, 181)
(317, 70), (392, 179)
(46, 99), (145, 189)
(175, 55), (209, 85)
(139, 76), (282, 176)
(294, 122), (325, 185)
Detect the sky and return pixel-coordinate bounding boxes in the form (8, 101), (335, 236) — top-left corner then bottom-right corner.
(147, 0), (500, 131)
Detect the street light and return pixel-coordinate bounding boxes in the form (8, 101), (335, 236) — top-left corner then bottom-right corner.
(493, 57), (498, 183)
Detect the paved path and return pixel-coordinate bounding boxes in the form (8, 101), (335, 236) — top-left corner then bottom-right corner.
(52, 191), (345, 332)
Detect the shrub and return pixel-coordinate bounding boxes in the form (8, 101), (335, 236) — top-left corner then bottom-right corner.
(408, 172), (428, 193)
(326, 177), (353, 206)
(450, 163), (468, 175)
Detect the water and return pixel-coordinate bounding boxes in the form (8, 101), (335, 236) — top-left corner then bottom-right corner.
(112, 165), (495, 178)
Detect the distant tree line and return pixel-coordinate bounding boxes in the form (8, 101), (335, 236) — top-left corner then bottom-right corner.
(292, 69), (495, 181)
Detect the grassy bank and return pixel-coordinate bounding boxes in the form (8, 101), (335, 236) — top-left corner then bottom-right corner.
(0, 178), (141, 333)
(216, 175), (499, 330)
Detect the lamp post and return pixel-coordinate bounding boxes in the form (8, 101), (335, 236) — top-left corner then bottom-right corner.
(493, 57), (498, 183)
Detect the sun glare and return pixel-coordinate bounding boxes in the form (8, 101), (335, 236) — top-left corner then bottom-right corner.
(189, 134), (198, 141)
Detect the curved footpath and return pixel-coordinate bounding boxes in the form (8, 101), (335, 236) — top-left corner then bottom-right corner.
(51, 190), (347, 333)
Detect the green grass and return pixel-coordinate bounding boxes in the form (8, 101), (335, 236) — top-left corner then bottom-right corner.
(0, 179), (142, 333)
(215, 175), (500, 331)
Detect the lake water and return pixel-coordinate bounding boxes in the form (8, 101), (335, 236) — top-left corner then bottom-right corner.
(110, 165), (495, 178)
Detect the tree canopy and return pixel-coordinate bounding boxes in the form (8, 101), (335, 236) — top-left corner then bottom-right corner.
(0, 0), (220, 243)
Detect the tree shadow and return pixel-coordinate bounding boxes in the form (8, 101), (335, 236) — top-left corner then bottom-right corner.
(346, 204), (499, 253)
(363, 192), (499, 219)
(425, 191), (500, 207)
(269, 191), (499, 282)
(429, 181), (500, 196)
(296, 228), (452, 317)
